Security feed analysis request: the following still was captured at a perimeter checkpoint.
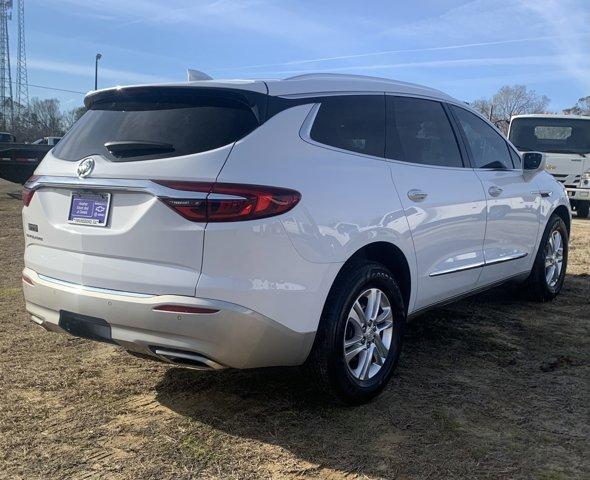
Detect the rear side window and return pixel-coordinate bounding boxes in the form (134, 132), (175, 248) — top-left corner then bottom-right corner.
(53, 88), (262, 162)
(386, 96), (463, 167)
(310, 95), (385, 157)
(451, 106), (513, 169)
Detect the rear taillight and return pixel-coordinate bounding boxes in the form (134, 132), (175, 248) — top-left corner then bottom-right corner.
(22, 175), (39, 207)
(153, 181), (301, 222)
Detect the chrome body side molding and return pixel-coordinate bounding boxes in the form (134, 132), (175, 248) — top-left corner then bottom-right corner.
(430, 252), (528, 277)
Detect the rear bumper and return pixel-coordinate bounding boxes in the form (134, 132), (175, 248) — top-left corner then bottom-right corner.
(22, 268), (315, 369)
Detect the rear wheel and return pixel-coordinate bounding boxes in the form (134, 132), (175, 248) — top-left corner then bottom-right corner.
(524, 214), (568, 301)
(306, 262), (405, 405)
(577, 202), (589, 218)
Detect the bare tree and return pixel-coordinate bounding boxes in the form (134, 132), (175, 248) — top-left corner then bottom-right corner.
(61, 106), (86, 131)
(470, 85), (550, 134)
(563, 96), (590, 116)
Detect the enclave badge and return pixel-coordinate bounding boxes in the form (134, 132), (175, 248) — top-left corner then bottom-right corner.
(77, 158), (94, 178)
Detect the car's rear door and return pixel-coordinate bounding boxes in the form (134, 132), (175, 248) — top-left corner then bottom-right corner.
(449, 105), (540, 286)
(386, 95), (487, 311)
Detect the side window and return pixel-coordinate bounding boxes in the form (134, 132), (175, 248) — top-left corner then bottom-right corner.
(509, 146), (522, 168)
(451, 106), (513, 169)
(310, 95), (385, 157)
(386, 96), (463, 167)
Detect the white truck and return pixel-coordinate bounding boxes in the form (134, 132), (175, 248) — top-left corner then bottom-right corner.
(509, 114), (590, 218)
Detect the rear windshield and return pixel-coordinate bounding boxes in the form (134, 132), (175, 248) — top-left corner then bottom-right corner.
(53, 87), (263, 162)
(509, 117), (590, 154)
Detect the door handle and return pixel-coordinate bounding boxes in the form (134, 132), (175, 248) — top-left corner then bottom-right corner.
(407, 189), (428, 202)
(488, 186), (503, 197)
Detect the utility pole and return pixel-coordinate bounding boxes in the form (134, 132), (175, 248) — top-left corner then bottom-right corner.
(94, 53), (102, 90)
(15, 0), (28, 118)
(0, 0), (13, 130)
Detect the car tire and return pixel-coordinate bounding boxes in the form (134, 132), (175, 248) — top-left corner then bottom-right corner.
(305, 261), (406, 405)
(524, 213), (568, 302)
(577, 202), (589, 218)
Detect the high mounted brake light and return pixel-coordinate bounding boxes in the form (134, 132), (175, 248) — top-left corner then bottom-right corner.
(153, 180), (301, 222)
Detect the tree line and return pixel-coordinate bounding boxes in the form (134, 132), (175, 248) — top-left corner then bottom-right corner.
(2, 100), (85, 143)
(3, 88), (589, 143)
(470, 86), (589, 134)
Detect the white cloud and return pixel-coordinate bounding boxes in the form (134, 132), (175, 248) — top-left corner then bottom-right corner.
(208, 33), (590, 72)
(518, 0), (590, 90)
(44, 0), (346, 51)
(242, 54), (586, 78)
(28, 58), (172, 85)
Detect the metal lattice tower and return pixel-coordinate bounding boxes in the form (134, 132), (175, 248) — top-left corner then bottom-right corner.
(15, 0), (27, 117)
(0, 0), (13, 129)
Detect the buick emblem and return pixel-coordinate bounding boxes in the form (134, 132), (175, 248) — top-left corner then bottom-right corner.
(77, 158), (94, 178)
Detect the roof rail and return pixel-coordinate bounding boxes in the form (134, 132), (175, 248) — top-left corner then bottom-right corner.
(283, 73), (377, 81)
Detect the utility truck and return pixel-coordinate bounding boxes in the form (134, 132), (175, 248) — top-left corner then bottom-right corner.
(509, 114), (590, 217)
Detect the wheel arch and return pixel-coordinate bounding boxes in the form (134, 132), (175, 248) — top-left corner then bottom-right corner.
(552, 204), (571, 235)
(328, 241), (412, 313)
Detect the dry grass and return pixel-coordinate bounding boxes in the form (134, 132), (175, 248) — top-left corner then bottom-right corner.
(0, 179), (589, 480)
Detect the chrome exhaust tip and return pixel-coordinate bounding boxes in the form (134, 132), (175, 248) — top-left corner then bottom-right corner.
(151, 347), (225, 371)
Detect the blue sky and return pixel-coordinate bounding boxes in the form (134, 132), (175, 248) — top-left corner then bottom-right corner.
(20, 0), (590, 111)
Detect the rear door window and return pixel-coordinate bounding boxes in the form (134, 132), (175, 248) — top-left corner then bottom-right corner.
(451, 106), (513, 169)
(310, 95), (385, 157)
(53, 87), (262, 162)
(386, 96), (464, 167)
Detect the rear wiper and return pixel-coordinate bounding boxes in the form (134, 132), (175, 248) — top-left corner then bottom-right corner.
(104, 141), (175, 159)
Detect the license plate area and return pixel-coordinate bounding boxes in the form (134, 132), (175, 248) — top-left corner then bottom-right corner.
(68, 191), (111, 226)
(58, 310), (115, 344)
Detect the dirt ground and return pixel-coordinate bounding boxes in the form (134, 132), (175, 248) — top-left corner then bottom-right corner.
(0, 178), (588, 480)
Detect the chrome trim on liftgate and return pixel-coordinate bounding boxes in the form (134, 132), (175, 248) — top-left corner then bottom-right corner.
(25, 175), (245, 201)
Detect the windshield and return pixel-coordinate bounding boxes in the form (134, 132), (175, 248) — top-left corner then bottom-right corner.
(509, 117), (590, 154)
(53, 87), (263, 162)
(0, 133), (13, 142)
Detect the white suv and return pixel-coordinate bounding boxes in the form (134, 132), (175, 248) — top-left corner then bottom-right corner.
(21, 74), (570, 403)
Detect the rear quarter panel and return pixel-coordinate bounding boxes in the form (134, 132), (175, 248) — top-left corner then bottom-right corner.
(199, 104), (417, 333)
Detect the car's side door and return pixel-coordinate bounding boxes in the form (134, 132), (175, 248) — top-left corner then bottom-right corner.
(449, 105), (541, 286)
(386, 95), (487, 311)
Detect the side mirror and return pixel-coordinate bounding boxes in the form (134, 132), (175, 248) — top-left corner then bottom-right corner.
(523, 152), (545, 171)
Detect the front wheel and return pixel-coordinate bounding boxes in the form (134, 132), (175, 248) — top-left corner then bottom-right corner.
(576, 202), (589, 218)
(306, 262), (406, 404)
(524, 213), (568, 301)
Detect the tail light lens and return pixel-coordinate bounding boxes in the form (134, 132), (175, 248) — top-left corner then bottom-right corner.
(153, 181), (301, 222)
(22, 175), (39, 207)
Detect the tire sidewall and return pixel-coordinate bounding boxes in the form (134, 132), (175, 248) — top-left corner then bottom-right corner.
(539, 216), (568, 296)
(327, 264), (405, 402)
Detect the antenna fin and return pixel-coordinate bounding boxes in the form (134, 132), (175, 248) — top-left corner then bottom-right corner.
(187, 69), (212, 81)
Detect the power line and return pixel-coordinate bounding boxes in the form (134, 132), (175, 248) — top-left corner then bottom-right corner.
(11, 81), (86, 95)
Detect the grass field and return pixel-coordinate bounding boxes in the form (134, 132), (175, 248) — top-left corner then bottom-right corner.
(1, 179), (589, 480)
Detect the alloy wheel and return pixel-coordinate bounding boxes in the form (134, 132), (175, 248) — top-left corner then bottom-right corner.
(545, 229), (564, 288)
(343, 288), (394, 381)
